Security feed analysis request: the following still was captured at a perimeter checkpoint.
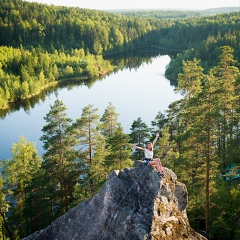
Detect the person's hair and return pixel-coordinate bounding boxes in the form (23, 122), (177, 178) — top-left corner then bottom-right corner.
(146, 142), (153, 151)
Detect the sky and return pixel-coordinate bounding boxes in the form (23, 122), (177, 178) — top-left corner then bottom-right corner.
(24, 0), (240, 10)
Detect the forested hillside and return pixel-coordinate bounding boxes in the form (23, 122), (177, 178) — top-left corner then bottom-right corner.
(0, 0), (166, 51)
(164, 12), (240, 84)
(1, 0), (240, 239)
(0, 0), (239, 108)
(0, 0), (170, 109)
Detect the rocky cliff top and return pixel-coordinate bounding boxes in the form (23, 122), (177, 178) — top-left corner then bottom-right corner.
(23, 161), (207, 240)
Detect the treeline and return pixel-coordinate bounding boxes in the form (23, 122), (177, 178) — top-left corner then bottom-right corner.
(115, 9), (204, 19)
(1, 0), (239, 56)
(117, 8), (240, 19)
(157, 11), (240, 51)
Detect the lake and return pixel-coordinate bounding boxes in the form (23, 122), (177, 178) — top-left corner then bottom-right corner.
(0, 53), (182, 160)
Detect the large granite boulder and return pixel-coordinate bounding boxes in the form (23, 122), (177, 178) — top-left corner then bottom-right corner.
(23, 161), (207, 240)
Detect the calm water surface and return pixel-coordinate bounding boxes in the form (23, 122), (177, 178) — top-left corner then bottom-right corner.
(0, 54), (182, 160)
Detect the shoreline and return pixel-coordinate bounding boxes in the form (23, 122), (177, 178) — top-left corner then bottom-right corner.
(0, 73), (108, 111)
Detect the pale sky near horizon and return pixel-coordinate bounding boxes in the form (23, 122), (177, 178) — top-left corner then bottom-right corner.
(24, 0), (240, 10)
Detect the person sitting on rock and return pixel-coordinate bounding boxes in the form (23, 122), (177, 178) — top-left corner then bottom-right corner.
(132, 133), (165, 178)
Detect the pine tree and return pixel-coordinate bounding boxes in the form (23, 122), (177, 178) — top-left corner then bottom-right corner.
(0, 174), (12, 240)
(72, 104), (102, 198)
(155, 126), (179, 170)
(171, 58), (219, 238)
(3, 136), (41, 238)
(89, 135), (109, 194)
(150, 111), (170, 164)
(171, 53), (239, 238)
(212, 46), (240, 169)
(176, 58), (203, 100)
(40, 100), (77, 215)
(129, 117), (151, 160)
(190, 72), (220, 239)
(100, 102), (119, 138)
(105, 124), (133, 172)
(150, 111), (167, 138)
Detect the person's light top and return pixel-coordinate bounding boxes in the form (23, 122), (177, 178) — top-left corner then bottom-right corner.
(144, 149), (153, 159)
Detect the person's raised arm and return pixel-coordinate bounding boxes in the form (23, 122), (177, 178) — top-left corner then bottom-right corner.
(132, 145), (145, 151)
(152, 133), (159, 147)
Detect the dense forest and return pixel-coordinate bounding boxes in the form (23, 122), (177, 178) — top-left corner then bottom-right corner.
(0, 0), (240, 239)
(1, 0), (240, 109)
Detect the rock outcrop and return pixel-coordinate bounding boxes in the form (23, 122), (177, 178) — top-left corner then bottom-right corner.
(23, 161), (207, 240)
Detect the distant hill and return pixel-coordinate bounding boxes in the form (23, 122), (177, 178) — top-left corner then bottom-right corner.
(109, 7), (240, 13)
(109, 7), (240, 19)
(201, 7), (240, 14)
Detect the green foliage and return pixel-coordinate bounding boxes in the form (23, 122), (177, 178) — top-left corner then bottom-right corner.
(0, 45), (113, 108)
(211, 46), (240, 169)
(118, 9), (205, 19)
(129, 117), (151, 160)
(150, 111), (168, 137)
(0, 0), (240, 110)
(105, 124), (133, 172)
(0, 174), (11, 240)
(0, 0), (159, 51)
(1, 1), (240, 238)
(167, 46), (240, 239)
(165, 13), (240, 84)
(40, 100), (78, 215)
(176, 58), (204, 98)
(4, 136), (41, 197)
(100, 102), (119, 138)
(89, 135), (109, 194)
(71, 104), (102, 200)
(3, 136), (41, 238)
(155, 126), (179, 169)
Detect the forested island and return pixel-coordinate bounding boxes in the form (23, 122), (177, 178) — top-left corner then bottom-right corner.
(0, 0), (240, 239)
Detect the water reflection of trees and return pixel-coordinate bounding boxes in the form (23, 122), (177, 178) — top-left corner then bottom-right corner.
(0, 86), (56, 119)
(105, 48), (177, 73)
(0, 79), (103, 119)
(0, 49), (170, 119)
(104, 48), (163, 71)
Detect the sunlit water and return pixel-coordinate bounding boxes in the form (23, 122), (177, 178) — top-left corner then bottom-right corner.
(0, 55), (182, 160)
